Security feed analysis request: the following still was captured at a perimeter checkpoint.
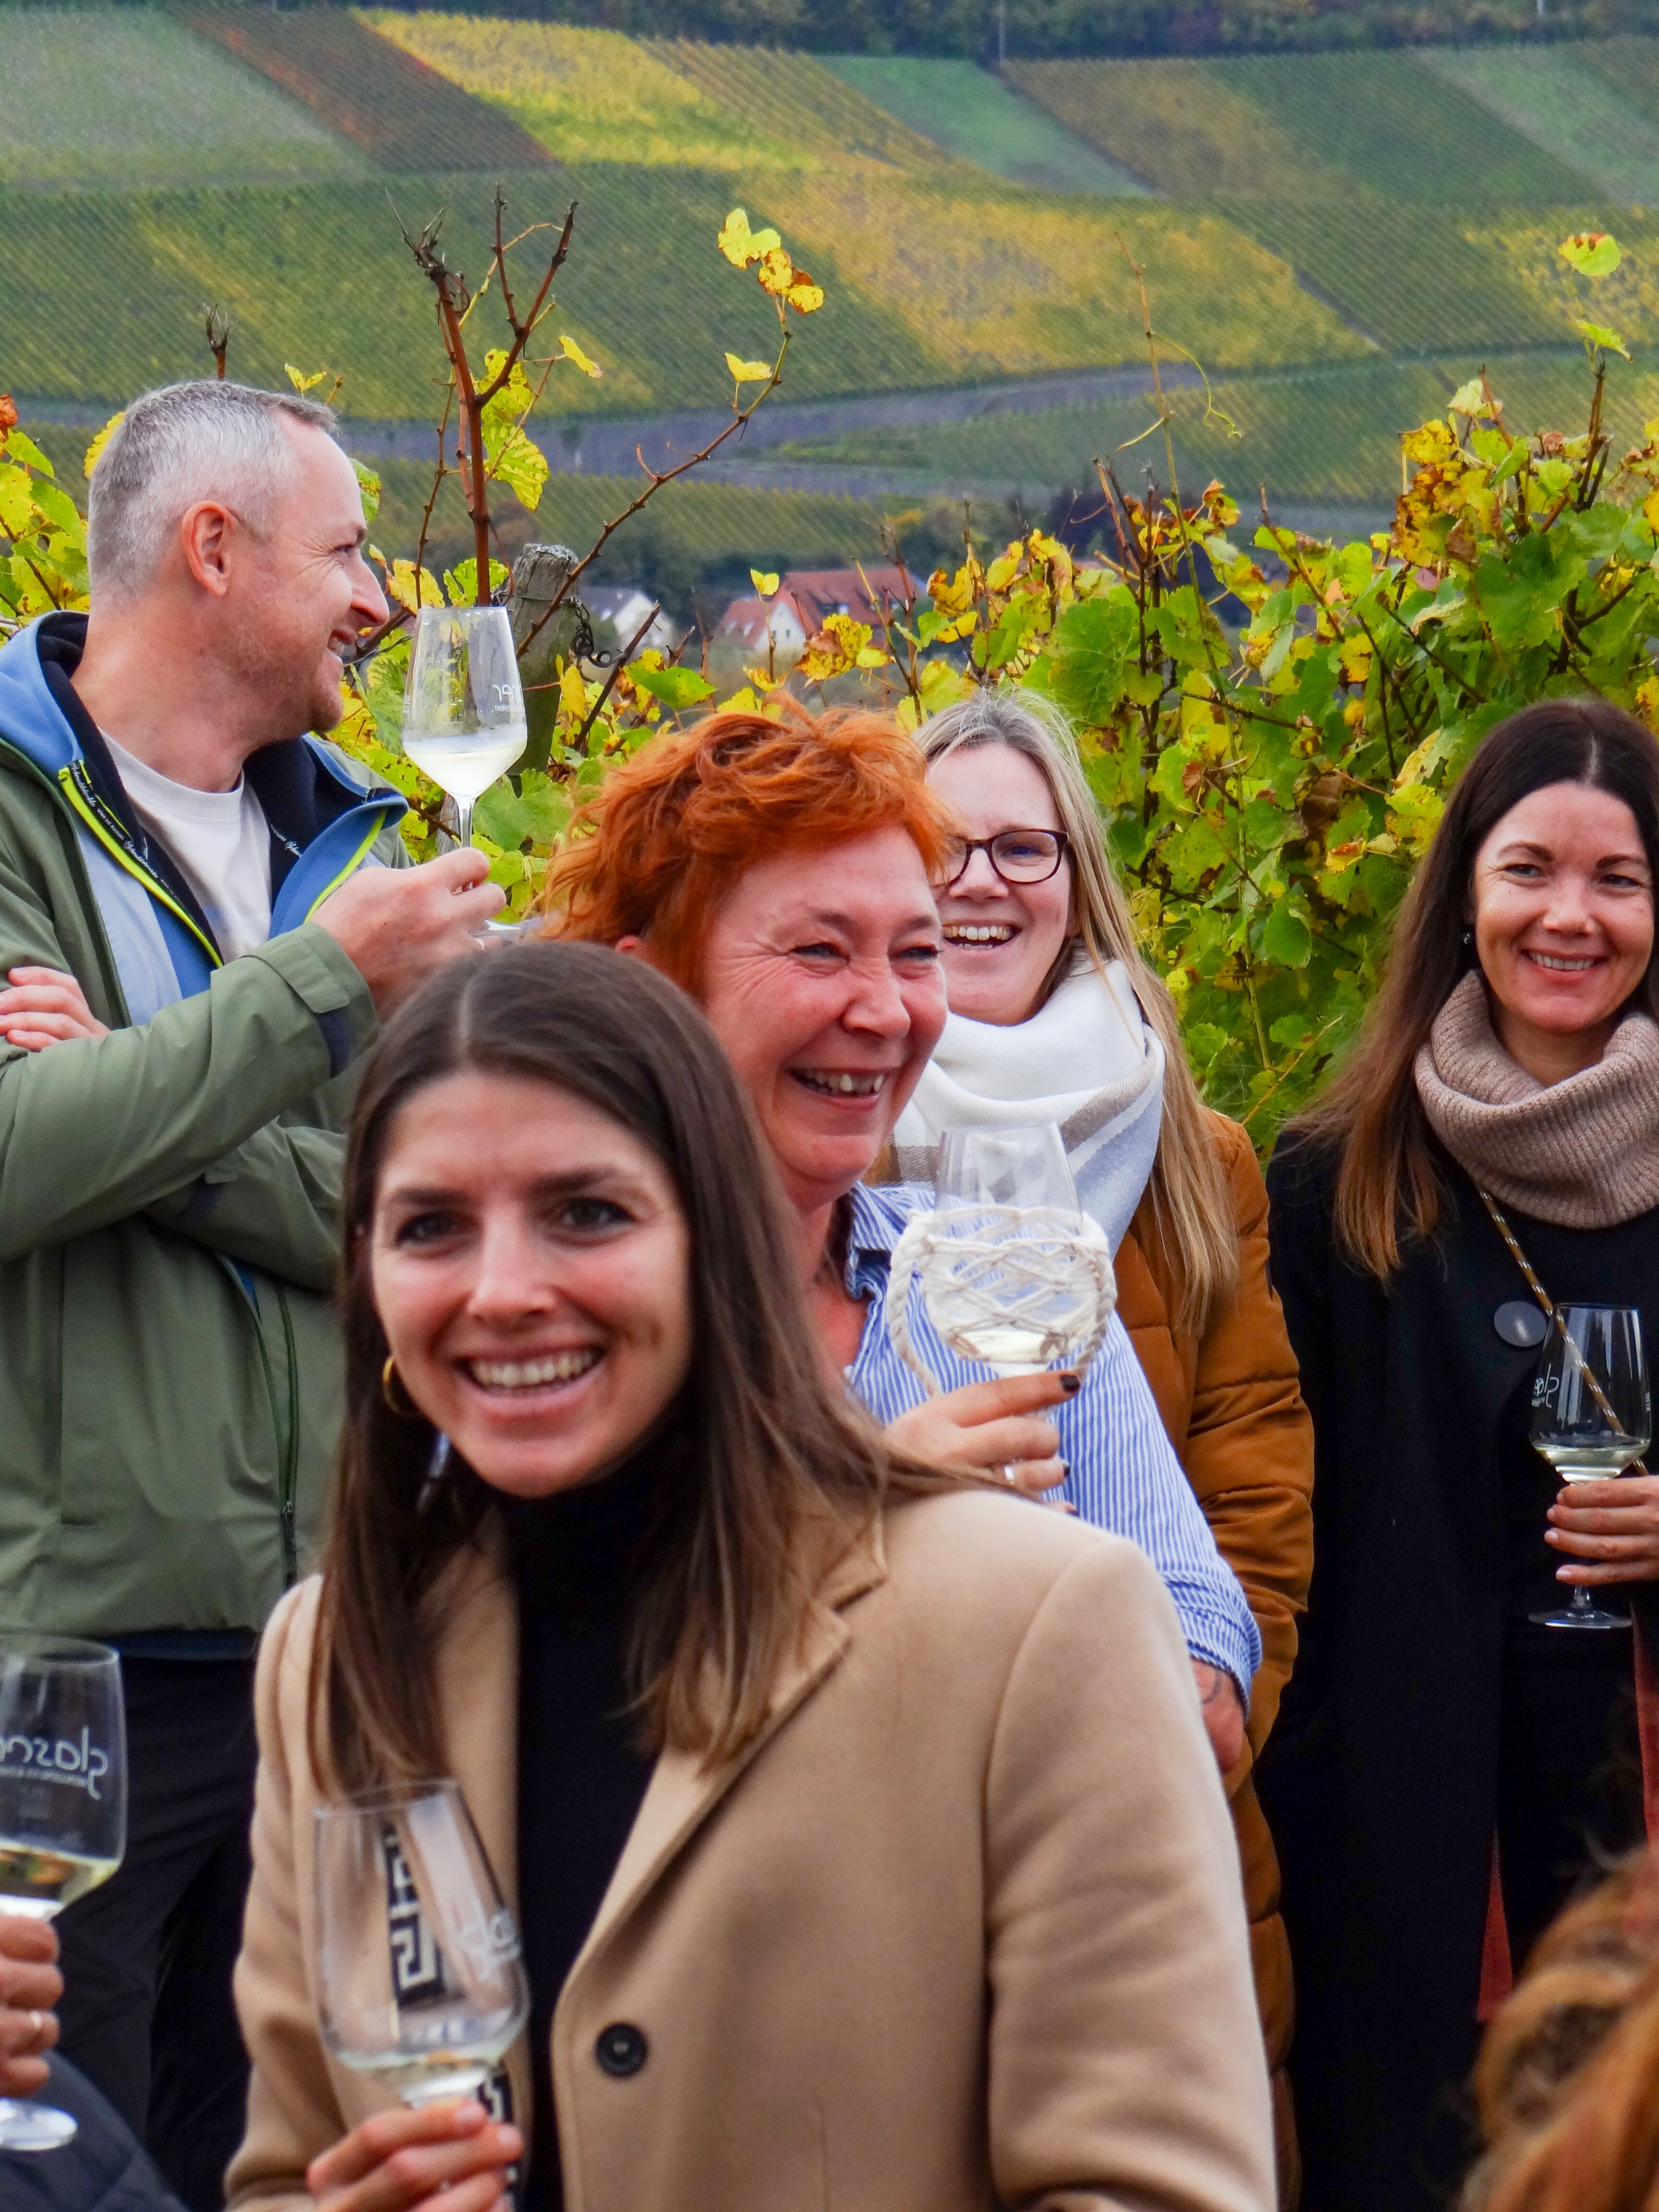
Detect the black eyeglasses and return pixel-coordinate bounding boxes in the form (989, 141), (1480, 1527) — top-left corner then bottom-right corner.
(944, 828), (1069, 888)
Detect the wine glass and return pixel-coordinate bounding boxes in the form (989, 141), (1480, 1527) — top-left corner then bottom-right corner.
(401, 607), (528, 851)
(313, 1780), (529, 2108)
(888, 1123), (1115, 1384)
(0, 1633), (126, 2152)
(1529, 1303), (1650, 1631)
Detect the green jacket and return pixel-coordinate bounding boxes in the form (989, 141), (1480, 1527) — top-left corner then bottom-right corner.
(0, 612), (408, 1636)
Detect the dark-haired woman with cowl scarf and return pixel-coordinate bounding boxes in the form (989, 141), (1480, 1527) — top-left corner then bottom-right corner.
(1262, 698), (1659, 2212)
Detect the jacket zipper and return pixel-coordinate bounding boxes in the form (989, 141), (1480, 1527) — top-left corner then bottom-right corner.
(58, 762), (222, 967)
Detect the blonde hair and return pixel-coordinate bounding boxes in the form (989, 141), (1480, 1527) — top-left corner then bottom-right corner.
(1465, 1851), (1659, 2212)
(919, 688), (1239, 1336)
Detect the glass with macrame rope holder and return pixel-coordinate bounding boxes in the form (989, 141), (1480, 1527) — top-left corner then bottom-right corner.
(885, 1123), (1116, 1392)
(1529, 1303), (1650, 1631)
(313, 1780), (529, 2108)
(401, 607), (528, 852)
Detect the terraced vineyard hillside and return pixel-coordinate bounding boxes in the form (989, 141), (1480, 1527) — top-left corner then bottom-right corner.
(0, 6), (368, 188)
(8, 6), (1659, 558)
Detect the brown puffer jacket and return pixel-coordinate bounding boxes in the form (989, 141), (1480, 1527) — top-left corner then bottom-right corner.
(1116, 1111), (1314, 2210)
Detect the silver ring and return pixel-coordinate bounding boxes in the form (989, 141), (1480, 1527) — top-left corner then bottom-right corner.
(24, 2009), (43, 2051)
(1001, 1463), (1017, 1486)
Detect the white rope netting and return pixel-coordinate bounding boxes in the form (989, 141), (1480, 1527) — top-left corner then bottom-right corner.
(885, 1204), (1118, 1398)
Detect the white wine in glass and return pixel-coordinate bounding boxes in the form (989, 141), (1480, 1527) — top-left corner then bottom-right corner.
(401, 606), (528, 850)
(0, 1633), (126, 2152)
(1529, 1303), (1651, 1631)
(313, 1781), (529, 2110)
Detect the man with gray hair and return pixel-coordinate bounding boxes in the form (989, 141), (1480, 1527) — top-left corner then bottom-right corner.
(0, 380), (502, 2206)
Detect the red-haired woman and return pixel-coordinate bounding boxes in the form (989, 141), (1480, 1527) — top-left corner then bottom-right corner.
(1262, 700), (1659, 2212)
(538, 704), (1262, 1766)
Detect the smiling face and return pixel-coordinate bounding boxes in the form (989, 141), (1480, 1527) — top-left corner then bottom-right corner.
(695, 826), (948, 1222)
(1470, 780), (1655, 1079)
(224, 419), (390, 741)
(369, 1069), (694, 1498)
(928, 741), (1074, 1026)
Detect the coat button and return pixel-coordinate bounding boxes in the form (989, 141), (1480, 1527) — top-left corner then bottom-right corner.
(1495, 1299), (1548, 1348)
(594, 2022), (648, 2078)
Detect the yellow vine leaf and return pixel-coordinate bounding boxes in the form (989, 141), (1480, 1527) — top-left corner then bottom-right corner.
(559, 335), (602, 379)
(285, 364), (330, 394)
(83, 411), (124, 480)
(1559, 231), (1621, 278)
(386, 559), (443, 614)
(724, 352), (772, 383)
(757, 246), (795, 297)
(717, 208), (780, 268)
(750, 569), (780, 597)
(786, 270), (825, 314)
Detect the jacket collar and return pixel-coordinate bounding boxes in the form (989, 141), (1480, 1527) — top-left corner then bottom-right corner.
(0, 612), (405, 1004)
(428, 1505), (890, 2134)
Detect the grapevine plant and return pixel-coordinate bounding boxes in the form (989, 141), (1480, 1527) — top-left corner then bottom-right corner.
(6, 222), (1659, 1148)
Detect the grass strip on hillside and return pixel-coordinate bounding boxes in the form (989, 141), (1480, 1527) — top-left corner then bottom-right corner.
(1009, 48), (1595, 205)
(1005, 57), (1339, 197)
(360, 13), (801, 169)
(1218, 50), (1590, 206)
(0, 168), (937, 416)
(820, 57), (1149, 195)
(757, 172), (1369, 375)
(647, 39), (964, 172)
(1419, 45), (1659, 208)
(0, 7), (367, 189)
(170, 4), (551, 171)
(1220, 196), (1567, 353)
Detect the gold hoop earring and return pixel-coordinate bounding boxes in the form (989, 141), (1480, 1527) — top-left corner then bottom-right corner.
(381, 1356), (423, 1419)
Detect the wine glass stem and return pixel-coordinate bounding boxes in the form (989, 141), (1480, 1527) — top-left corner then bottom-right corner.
(454, 799), (474, 852)
(1572, 1584), (1594, 1616)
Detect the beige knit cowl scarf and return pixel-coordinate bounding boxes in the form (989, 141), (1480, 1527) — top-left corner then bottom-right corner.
(1413, 969), (1659, 1230)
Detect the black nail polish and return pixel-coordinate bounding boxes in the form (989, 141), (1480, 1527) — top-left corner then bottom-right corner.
(1058, 1460), (1071, 1479)
(1058, 1372), (1081, 1395)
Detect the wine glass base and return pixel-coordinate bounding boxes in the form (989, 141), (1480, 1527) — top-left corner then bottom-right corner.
(1529, 1603), (1631, 1631)
(0, 2098), (79, 2150)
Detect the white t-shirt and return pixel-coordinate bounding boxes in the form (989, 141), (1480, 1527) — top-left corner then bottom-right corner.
(103, 735), (273, 962)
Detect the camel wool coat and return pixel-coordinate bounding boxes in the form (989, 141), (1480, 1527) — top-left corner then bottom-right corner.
(1115, 1114), (1314, 2205)
(227, 1487), (1275, 2212)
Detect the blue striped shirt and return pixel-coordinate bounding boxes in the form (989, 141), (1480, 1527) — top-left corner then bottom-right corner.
(844, 1182), (1261, 1697)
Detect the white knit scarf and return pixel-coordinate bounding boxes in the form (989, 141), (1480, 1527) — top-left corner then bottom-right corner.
(890, 958), (1166, 1251)
(1414, 969), (1659, 1229)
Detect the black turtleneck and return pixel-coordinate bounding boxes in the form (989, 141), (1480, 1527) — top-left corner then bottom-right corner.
(504, 1454), (660, 2212)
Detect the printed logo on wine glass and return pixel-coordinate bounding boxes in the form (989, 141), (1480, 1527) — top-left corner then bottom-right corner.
(1533, 1371), (1562, 1407)
(490, 682), (524, 715)
(381, 1828), (445, 2004)
(457, 1907), (522, 1970)
(0, 1729), (111, 1801)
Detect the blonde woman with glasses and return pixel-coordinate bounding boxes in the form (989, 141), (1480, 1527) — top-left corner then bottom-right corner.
(892, 688), (1314, 2204)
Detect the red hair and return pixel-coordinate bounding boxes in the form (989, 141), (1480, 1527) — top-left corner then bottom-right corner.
(536, 702), (962, 992)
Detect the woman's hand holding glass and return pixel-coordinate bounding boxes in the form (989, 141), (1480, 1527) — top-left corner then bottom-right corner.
(307, 2099), (521, 2212)
(0, 1915), (60, 2097)
(884, 1370), (1075, 1496)
(1547, 1472), (1659, 1582)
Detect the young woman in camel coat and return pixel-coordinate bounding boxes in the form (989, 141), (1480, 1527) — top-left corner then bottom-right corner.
(227, 943), (1274, 2212)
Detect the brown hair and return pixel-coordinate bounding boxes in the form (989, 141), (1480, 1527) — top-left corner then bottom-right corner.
(1294, 698), (1659, 1277)
(918, 688), (1239, 1336)
(534, 699), (962, 993)
(1465, 1851), (1659, 2212)
(311, 939), (949, 1792)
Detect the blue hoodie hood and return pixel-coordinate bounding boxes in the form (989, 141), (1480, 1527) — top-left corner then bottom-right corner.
(0, 613), (405, 1022)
